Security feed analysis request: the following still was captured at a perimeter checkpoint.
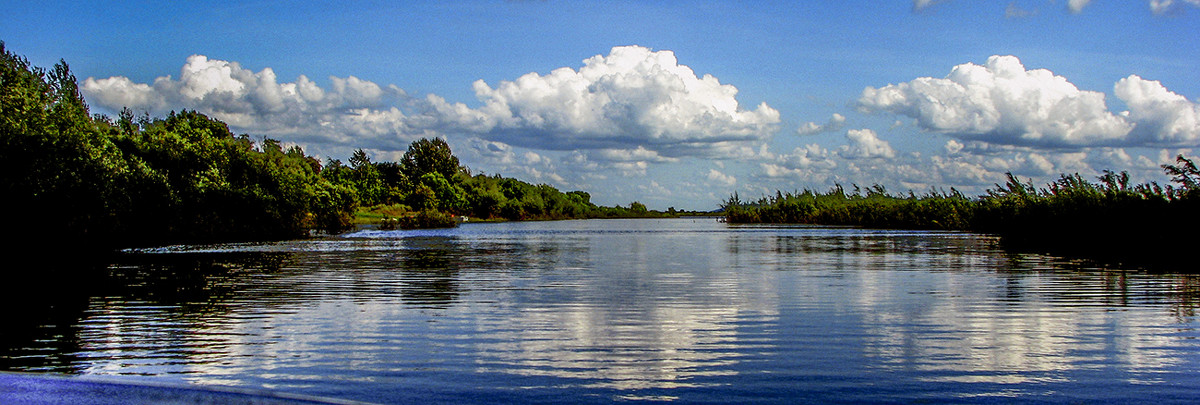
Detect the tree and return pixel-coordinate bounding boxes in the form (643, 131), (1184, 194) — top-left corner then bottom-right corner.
(349, 149), (385, 205)
(566, 191), (591, 206)
(1, 42), (131, 252)
(420, 172), (468, 212)
(401, 138), (460, 181)
(1163, 155), (1200, 197)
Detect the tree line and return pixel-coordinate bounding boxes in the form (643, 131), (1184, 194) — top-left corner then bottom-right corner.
(722, 161), (1200, 268)
(0, 43), (664, 253)
(323, 138), (673, 229)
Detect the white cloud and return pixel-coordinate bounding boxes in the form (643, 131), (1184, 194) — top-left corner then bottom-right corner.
(981, 152), (1055, 176)
(83, 47), (779, 166)
(929, 156), (993, 186)
(756, 143), (839, 182)
(760, 163), (807, 179)
(778, 144), (835, 170)
(432, 46), (780, 157)
(839, 129), (896, 159)
(612, 161), (651, 177)
(588, 146), (679, 164)
(858, 55), (1130, 147)
(945, 139), (965, 154)
(1067, 0), (1092, 13)
(460, 138), (572, 186)
(913, 0), (945, 11)
(1114, 75), (1200, 145)
(81, 54), (422, 151)
(858, 55), (1200, 149)
(80, 76), (165, 111)
(467, 138), (517, 164)
(706, 169), (737, 187)
(1085, 147), (1135, 170)
(637, 180), (672, 197)
(1150, 0), (1200, 14)
(796, 113), (846, 136)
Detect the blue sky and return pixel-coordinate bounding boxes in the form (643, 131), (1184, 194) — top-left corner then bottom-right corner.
(4, 1), (1198, 210)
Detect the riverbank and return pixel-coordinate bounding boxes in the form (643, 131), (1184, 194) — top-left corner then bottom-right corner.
(722, 162), (1200, 271)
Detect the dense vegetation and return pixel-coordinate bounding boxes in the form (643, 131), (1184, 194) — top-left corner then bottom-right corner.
(1, 43), (360, 251)
(1, 44), (671, 254)
(326, 140), (672, 224)
(723, 161), (1200, 267)
(723, 186), (976, 230)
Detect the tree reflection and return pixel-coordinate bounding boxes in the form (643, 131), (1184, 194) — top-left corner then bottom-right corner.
(0, 261), (99, 372)
(0, 251), (292, 374)
(395, 237), (463, 308)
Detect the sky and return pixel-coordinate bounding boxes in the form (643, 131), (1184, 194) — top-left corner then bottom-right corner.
(3, 0), (1199, 210)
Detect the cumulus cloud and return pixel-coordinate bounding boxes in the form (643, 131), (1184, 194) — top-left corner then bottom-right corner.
(461, 138), (570, 186)
(81, 46), (777, 162)
(839, 129), (896, 159)
(81, 76), (165, 111)
(758, 143), (838, 181)
(467, 138), (518, 165)
(706, 169), (737, 187)
(588, 146), (679, 164)
(1114, 75), (1200, 145)
(945, 139), (965, 154)
(752, 127), (1189, 195)
(1085, 147), (1136, 170)
(858, 55), (1200, 148)
(796, 113), (846, 136)
(928, 156), (993, 186)
(81, 54), (426, 151)
(431, 45), (780, 157)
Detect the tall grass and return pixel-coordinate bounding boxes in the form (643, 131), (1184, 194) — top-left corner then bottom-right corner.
(724, 156), (1200, 268)
(723, 185), (974, 230)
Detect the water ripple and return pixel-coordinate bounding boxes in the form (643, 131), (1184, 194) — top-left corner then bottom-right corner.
(5, 219), (1200, 404)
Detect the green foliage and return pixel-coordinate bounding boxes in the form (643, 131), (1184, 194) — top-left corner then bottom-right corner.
(420, 172), (467, 212)
(0, 44), (357, 252)
(723, 186), (973, 230)
(2, 42), (140, 250)
(395, 209), (459, 229)
(328, 138), (670, 225)
(1163, 154), (1200, 198)
(349, 148), (385, 205)
(724, 161), (1200, 267)
(401, 138), (460, 181)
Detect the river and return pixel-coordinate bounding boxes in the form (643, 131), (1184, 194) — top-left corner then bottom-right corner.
(3, 218), (1199, 403)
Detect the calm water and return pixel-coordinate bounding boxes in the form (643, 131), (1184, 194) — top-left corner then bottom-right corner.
(4, 218), (1200, 403)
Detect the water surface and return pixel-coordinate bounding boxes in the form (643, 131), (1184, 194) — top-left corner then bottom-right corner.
(3, 218), (1199, 403)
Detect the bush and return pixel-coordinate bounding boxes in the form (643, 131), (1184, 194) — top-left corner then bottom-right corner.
(396, 209), (459, 229)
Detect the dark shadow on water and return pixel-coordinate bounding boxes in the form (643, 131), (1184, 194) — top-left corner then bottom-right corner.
(104, 251), (291, 306)
(997, 235), (1198, 273)
(395, 237), (463, 309)
(1, 256), (112, 373)
(0, 251), (292, 374)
